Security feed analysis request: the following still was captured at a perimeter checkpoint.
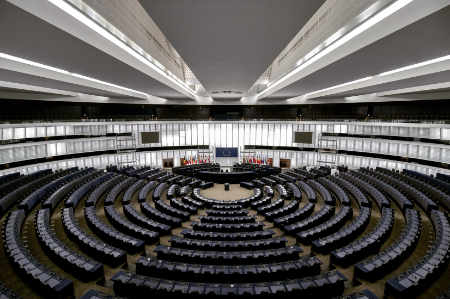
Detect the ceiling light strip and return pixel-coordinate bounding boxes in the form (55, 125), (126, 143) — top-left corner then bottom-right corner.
(256, 0), (413, 99)
(287, 54), (450, 102)
(0, 52), (149, 98)
(47, 0), (197, 98)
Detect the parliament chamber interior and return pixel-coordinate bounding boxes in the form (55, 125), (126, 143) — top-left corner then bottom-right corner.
(0, 0), (449, 298)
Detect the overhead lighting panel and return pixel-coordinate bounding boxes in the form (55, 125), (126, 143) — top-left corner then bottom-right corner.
(0, 52), (150, 99)
(46, 0), (199, 98)
(288, 54), (450, 102)
(257, 0), (414, 99)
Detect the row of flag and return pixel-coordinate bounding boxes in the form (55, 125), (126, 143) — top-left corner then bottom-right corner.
(184, 156), (212, 165)
(242, 155), (269, 165)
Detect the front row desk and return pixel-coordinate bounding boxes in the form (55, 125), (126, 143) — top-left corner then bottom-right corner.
(196, 171), (256, 184)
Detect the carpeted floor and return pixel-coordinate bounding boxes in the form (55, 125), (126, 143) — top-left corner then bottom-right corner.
(200, 183), (253, 201)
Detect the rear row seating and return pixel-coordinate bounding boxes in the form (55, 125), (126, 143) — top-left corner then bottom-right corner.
(136, 256), (321, 283)
(355, 208), (421, 280)
(84, 175), (123, 207)
(205, 209), (247, 217)
(179, 185), (192, 196)
(169, 235), (287, 251)
(285, 182), (302, 201)
(167, 184), (179, 199)
(330, 176), (370, 207)
(261, 177), (276, 186)
(18, 168), (80, 213)
(140, 202), (182, 227)
(307, 180), (335, 205)
(154, 245), (302, 265)
(112, 270), (346, 298)
(284, 205), (335, 234)
(3, 210), (74, 298)
(199, 215), (255, 224)
(84, 206), (144, 253)
(0, 282), (20, 299)
(0, 171), (20, 186)
(278, 173), (296, 182)
(36, 209), (103, 281)
(374, 169), (437, 214)
(318, 177), (350, 206)
(152, 182), (168, 201)
(62, 207), (126, 266)
(385, 210), (449, 297)
(257, 197), (284, 213)
(339, 173), (390, 209)
(123, 204), (171, 234)
(353, 171), (413, 211)
(154, 198), (190, 220)
(104, 206), (159, 244)
(264, 185), (274, 197)
(181, 229), (275, 241)
(400, 171), (450, 211)
(264, 200), (299, 220)
(211, 203), (243, 210)
(297, 206), (353, 244)
(331, 207), (394, 266)
(0, 169), (51, 199)
(273, 202), (315, 226)
(191, 221), (264, 233)
(404, 169), (450, 198)
(275, 184), (288, 199)
(103, 177), (137, 206)
(251, 179), (264, 188)
(122, 179), (146, 204)
(297, 181), (316, 202)
(0, 169), (54, 215)
(66, 172), (116, 208)
(42, 168), (97, 210)
(250, 196), (271, 208)
(312, 206), (371, 253)
(138, 181), (158, 202)
(170, 197), (197, 214)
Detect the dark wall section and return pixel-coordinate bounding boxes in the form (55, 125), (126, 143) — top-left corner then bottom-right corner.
(0, 99), (448, 122)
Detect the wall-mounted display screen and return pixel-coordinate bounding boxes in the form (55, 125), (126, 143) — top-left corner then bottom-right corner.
(294, 132), (313, 144)
(141, 132), (160, 144)
(216, 147), (238, 157)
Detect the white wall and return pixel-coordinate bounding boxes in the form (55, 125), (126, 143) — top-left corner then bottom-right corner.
(0, 121), (449, 175)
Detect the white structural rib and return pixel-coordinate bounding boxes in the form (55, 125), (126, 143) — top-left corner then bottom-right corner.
(0, 80), (169, 104)
(287, 54), (450, 102)
(7, 0), (210, 103)
(0, 80), (81, 97)
(0, 52), (167, 103)
(244, 0), (449, 103)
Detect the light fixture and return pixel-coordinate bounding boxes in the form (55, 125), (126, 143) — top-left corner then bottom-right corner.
(256, 0), (414, 99)
(0, 52), (149, 98)
(47, 0), (198, 98)
(378, 54), (450, 77)
(303, 76), (373, 98)
(288, 54), (450, 102)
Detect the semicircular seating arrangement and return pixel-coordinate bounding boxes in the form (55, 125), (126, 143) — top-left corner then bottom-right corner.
(0, 165), (449, 298)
